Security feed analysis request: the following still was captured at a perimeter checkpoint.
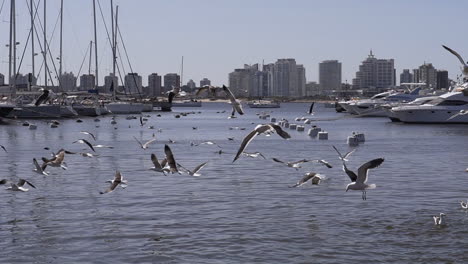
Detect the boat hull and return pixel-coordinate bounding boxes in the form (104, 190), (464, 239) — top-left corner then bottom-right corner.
(8, 105), (62, 118)
(391, 106), (468, 123)
(105, 102), (144, 114)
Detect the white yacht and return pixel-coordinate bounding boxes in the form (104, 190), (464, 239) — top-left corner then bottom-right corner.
(383, 96), (439, 122)
(105, 101), (144, 114)
(247, 100), (280, 108)
(390, 84), (468, 123)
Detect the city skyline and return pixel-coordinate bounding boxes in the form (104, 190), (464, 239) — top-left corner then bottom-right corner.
(0, 0), (467, 87)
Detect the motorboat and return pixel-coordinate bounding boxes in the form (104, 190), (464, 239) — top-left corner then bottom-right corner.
(105, 101), (144, 114)
(247, 100), (280, 108)
(382, 96), (439, 122)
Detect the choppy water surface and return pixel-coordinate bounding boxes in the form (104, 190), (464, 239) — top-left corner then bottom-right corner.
(1, 102), (468, 263)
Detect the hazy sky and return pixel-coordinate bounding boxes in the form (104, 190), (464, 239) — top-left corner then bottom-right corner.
(0, 0), (467, 86)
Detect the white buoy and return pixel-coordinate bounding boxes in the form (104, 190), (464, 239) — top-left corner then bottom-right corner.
(354, 133), (365, 142)
(270, 117), (277, 122)
(318, 131), (328, 140)
(50, 123), (58, 128)
(29, 124), (37, 130)
(295, 117), (301, 121)
(304, 119), (311, 124)
(308, 127), (321, 137)
(347, 136), (359, 146)
(296, 125), (305, 132)
(284, 122), (290, 128)
(289, 124), (297, 130)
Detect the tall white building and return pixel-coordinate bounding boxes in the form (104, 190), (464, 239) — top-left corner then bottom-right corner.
(296, 64), (306, 97)
(104, 73), (118, 93)
(200, 78), (211, 87)
(228, 64), (260, 98)
(147, 73), (162, 97)
(418, 63), (437, 88)
(124, 73), (143, 95)
(352, 50), (395, 91)
(319, 60), (341, 92)
(59, 72), (77, 92)
(79, 74), (95, 91)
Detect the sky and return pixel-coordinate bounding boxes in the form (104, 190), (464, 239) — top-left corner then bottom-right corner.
(0, 0), (467, 87)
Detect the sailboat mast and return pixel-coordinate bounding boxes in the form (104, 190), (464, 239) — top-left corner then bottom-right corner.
(111, 0), (116, 98)
(88, 41), (93, 75)
(93, 0), (99, 90)
(180, 56), (184, 87)
(8, 0), (13, 92)
(59, 0), (63, 90)
(113, 5), (118, 98)
(30, 0), (35, 84)
(43, 0), (47, 88)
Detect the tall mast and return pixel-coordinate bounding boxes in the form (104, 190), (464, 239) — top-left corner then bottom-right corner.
(43, 0), (47, 88)
(113, 5), (118, 99)
(12, 0), (16, 93)
(30, 0), (35, 86)
(111, 0), (116, 98)
(59, 0), (63, 90)
(180, 56), (183, 87)
(8, 0), (13, 92)
(92, 0), (98, 90)
(88, 41), (93, 75)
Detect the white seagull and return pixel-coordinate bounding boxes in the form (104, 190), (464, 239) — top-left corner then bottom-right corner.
(448, 109), (468, 121)
(33, 158), (48, 176)
(222, 85), (244, 118)
(343, 158), (385, 200)
(101, 171), (126, 194)
(80, 131), (96, 141)
(242, 151), (266, 159)
(333, 146), (356, 162)
(42, 150), (67, 170)
(289, 172), (324, 188)
(433, 213), (446, 226)
(233, 123), (291, 162)
(0, 179), (36, 192)
(150, 153), (168, 175)
(73, 138), (96, 152)
(272, 158), (309, 170)
(164, 144), (180, 174)
(442, 45), (468, 76)
(177, 162), (208, 177)
(134, 136), (157, 149)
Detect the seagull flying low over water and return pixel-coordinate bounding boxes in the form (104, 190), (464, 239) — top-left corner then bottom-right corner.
(289, 172), (324, 187)
(150, 153), (168, 175)
(341, 157), (385, 200)
(333, 146), (356, 162)
(42, 150), (67, 170)
(33, 158), (48, 176)
(100, 171), (126, 194)
(242, 151), (266, 159)
(134, 136), (157, 149)
(164, 144), (179, 174)
(0, 179), (36, 192)
(0, 145), (7, 153)
(80, 131), (96, 141)
(308, 102), (315, 115)
(177, 162), (208, 177)
(73, 139), (96, 152)
(272, 158), (309, 170)
(433, 213), (446, 226)
(222, 85), (244, 118)
(233, 123), (291, 163)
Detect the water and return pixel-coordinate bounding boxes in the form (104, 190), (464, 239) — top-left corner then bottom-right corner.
(0, 102), (468, 263)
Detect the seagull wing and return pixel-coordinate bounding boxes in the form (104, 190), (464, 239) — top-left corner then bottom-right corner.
(18, 179), (36, 189)
(33, 158), (43, 172)
(133, 136), (144, 148)
(233, 129), (260, 162)
(234, 102), (244, 115)
(160, 158), (168, 168)
(164, 144), (178, 173)
(290, 173), (316, 188)
(101, 171), (122, 194)
(356, 158), (385, 184)
(332, 145), (346, 162)
(270, 124), (291, 139)
(317, 159), (333, 168)
(140, 116), (144, 126)
(257, 152), (266, 159)
(1, 145), (7, 153)
(142, 138), (157, 149)
(272, 158), (286, 164)
(308, 102), (314, 114)
(195, 86), (209, 96)
(191, 162), (208, 175)
(176, 163), (191, 174)
(343, 163), (358, 182)
(80, 131), (96, 141)
(342, 149), (356, 161)
(0, 179), (9, 185)
(442, 45), (468, 67)
(53, 151), (65, 164)
(290, 159), (309, 165)
(151, 153), (163, 170)
(222, 85), (237, 104)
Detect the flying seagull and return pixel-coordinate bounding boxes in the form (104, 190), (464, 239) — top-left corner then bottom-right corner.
(164, 144), (179, 174)
(134, 136), (157, 149)
(448, 109), (468, 121)
(433, 213), (446, 226)
(0, 145), (7, 153)
(233, 124), (291, 162)
(33, 158), (48, 176)
(242, 151), (266, 159)
(313, 159), (333, 168)
(0, 179), (36, 192)
(150, 153), (168, 175)
(100, 171), (126, 194)
(42, 150), (67, 170)
(80, 131), (96, 141)
(195, 85), (221, 97)
(222, 85), (244, 117)
(272, 158), (309, 170)
(442, 45), (468, 76)
(93, 144), (114, 149)
(332, 146), (356, 162)
(34, 89), (50, 106)
(177, 162), (208, 176)
(289, 172), (324, 187)
(342, 157), (385, 200)
(308, 102), (315, 115)
(73, 138), (96, 152)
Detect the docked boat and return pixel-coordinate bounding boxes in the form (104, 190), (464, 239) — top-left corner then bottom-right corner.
(382, 96), (439, 122)
(8, 104), (62, 118)
(0, 102), (16, 118)
(247, 100), (280, 108)
(171, 99), (202, 107)
(105, 101), (144, 114)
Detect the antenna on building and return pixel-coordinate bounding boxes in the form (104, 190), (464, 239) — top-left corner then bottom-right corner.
(369, 49), (374, 58)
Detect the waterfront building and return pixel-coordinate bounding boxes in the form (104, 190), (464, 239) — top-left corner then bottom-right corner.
(187, 79), (196, 89)
(0, 73), (4, 86)
(400, 69), (413, 84)
(228, 64), (260, 98)
(59, 72), (77, 92)
(296, 64), (306, 97)
(124, 73), (143, 95)
(319, 60), (342, 92)
(79, 74), (95, 91)
(436, 70), (449, 90)
(418, 63), (437, 88)
(164, 73), (180, 93)
(104, 73), (118, 93)
(352, 50), (395, 92)
(147, 73), (162, 97)
(305, 81), (320, 96)
(200, 78), (211, 87)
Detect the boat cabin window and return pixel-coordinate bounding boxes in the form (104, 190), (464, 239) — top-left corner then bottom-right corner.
(429, 98), (467, 106)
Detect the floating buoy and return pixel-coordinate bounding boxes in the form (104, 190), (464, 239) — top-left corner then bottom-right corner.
(347, 135), (359, 146)
(308, 127), (321, 137)
(29, 124), (37, 130)
(270, 117), (277, 122)
(318, 131), (328, 140)
(289, 124), (297, 130)
(296, 125), (305, 132)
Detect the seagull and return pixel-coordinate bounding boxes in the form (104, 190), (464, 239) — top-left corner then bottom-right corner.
(93, 144), (114, 149)
(272, 158), (309, 170)
(222, 85), (244, 117)
(442, 45), (468, 76)
(343, 158), (385, 200)
(433, 213), (446, 226)
(33, 158), (48, 176)
(308, 102), (315, 115)
(460, 200), (468, 210)
(80, 131), (96, 141)
(0, 145), (7, 153)
(134, 136), (157, 149)
(195, 85), (221, 97)
(100, 171), (126, 194)
(313, 159), (333, 168)
(448, 109), (468, 121)
(227, 137), (235, 141)
(233, 124), (291, 162)
(34, 89), (50, 106)
(164, 144), (179, 174)
(0, 179), (36, 192)
(150, 153), (168, 175)
(289, 172), (324, 187)
(168, 139), (176, 144)
(79, 152), (99, 158)
(73, 138), (96, 152)
(42, 150), (67, 170)
(191, 141), (221, 148)
(242, 151), (266, 159)
(333, 146), (356, 162)
(177, 162), (208, 177)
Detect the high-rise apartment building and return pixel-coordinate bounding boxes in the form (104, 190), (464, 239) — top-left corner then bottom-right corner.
(187, 79), (196, 89)
(79, 74), (95, 91)
(147, 73), (162, 97)
(418, 63), (437, 88)
(400, 69), (413, 84)
(59, 72), (77, 92)
(200, 78), (211, 87)
(228, 64), (260, 98)
(164, 73), (180, 93)
(436, 70), (449, 90)
(104, 73), (118, 93)
(0, 73), (4, 86)
(319, 60), (342, 92)
(124, 73), (143, 95)
(352, 51), (395, 91)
